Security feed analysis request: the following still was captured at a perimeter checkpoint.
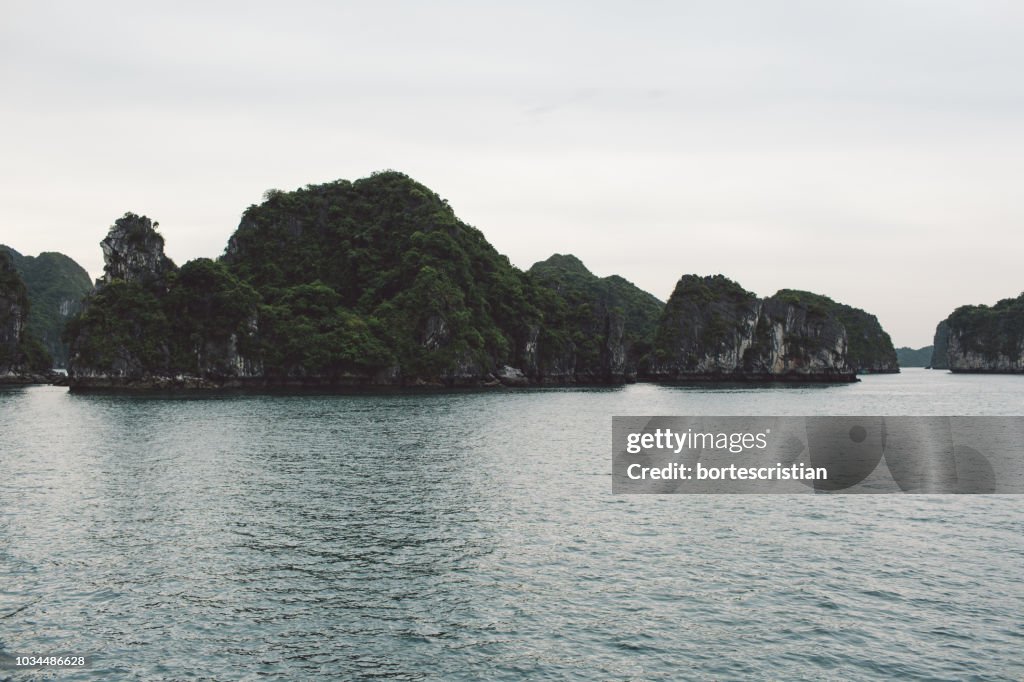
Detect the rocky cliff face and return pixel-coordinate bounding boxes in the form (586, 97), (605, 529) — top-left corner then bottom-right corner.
(527, 254), (663, 383)
(647, 276), (855, 382)
(930, 320), (950, 369)
(756, 294), (852, 377)
(0, 252), (28, 374)
(947, 334), (1023, 372)
(0, 251), (52, 382)
(943, 294), (1024, 373)
(830, 303), (898, 373)
(752, 288), (896, 373)
(67, 216), (175, 385)
(100, 213), (176, 288)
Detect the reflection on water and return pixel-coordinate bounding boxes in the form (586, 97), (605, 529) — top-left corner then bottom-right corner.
(1, 370), (1022, 679)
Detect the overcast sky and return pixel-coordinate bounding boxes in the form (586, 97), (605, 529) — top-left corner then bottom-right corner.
(2, 1), (1022, 347)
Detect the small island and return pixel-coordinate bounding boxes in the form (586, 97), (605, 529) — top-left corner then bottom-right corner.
(931, 295), (1024, 373)
(644, 276), (893, 383)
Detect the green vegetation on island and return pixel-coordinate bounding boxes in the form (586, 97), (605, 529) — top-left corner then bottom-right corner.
(771, 289), (898, 373)
(65, 252), (263, 380)
(527, 254), (663, 381)
(648, 276), (858, 381)
(64, 214), (266, 381)
(222, 172), (541, 382)
(62, 171), (901, 388)
(0, 250), (52, 378)
(1, 245), (92, 367)
(895, 346), (933, 367)
(67, 174), (665, 386)
(652, 274), (759, 367)
(940, 293), (1024, 372)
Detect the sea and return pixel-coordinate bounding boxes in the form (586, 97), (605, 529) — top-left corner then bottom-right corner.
(1, 368), (1022, 680)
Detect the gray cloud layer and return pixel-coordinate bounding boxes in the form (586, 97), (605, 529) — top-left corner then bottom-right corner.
(3, 0), (1022, 347)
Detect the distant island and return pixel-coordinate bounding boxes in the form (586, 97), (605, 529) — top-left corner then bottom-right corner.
(5, 171), (904, 388)
(896, 345), (933, 367)
(931, 295), (1024, 373)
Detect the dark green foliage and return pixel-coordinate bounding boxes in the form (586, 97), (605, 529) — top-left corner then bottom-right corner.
(167, 259), (258, 340)
(65, 213), (180, 376)
(675, 275), (756, 306)
(650, 276), (889, 378)
(165, 259), (261, 374)
(108, 213), (169, 258)
(654, 275), (757, 364)
(947, 293), (1024, 360)
(774, 289), (897, 371)
(258, 282), (392, 377)
(67, 257), (267, 378)
(1, 245), (93, 367)
(931, 320), (950, 369)
(64, 281), (170, 373)
(19, 334), (53, 372)
(66, 172), (687, 385)
(122, 216), (162, 245)
(224, 171), (542, 380)
(896, 346), (933, 367)
(0, 250), (22, 296)
(771, 289), (833, 319)
(527, 254), (664, 377)
(0, 250), (53, 373)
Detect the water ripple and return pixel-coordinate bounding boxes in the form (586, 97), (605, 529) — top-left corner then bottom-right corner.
(0, 374), (1022, 679)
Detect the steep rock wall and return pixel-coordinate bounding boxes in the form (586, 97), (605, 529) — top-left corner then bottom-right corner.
(646, 276), (855, 382)
(944, 294), (1024, 373)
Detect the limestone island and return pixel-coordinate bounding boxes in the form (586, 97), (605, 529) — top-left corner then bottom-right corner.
(5, 172), (899, 389)
(931, 295), (1024, 373)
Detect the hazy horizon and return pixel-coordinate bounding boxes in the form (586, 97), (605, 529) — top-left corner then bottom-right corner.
(4, 1), (1023, 348)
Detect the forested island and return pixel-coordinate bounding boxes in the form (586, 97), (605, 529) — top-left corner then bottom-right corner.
(645, 277), (894, 383)
(6, 171), (907, 388)
(896, 345), (934, 367)
(931, 295), (1024, 373)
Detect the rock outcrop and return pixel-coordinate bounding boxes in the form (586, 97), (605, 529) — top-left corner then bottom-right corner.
(67, 217), (262, 388)
(942, 294), (1024, 373)
(527, 254), (663, 383)
(0, 250), (52, 383)
(930, 320), (950, 369)
(828, 300), (898, 373)
(747, 288), (897, 373)
(0, 245), (93, 367)
(646, 276), (855, 382)
(100, 213), (176, 288)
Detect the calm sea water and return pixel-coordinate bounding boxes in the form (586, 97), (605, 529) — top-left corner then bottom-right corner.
(1, 368), (1022, 680)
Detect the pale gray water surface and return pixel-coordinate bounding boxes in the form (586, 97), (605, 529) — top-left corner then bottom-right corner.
(1, 369), (1022, 679)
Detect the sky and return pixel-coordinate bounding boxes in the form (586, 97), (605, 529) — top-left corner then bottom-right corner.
(2, 1), (1022, 348)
